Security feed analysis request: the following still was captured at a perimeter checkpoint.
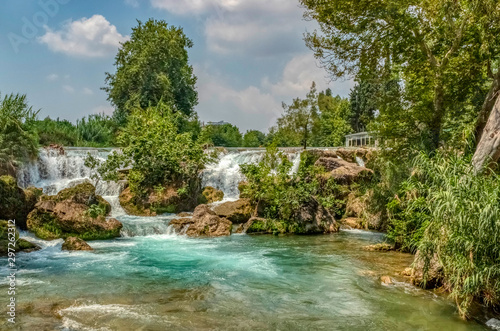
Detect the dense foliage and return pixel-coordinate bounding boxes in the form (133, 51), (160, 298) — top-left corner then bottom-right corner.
(93, 102), (208, 196)
(104, 19), (198, 126)
(242, 130), (266, 147)
(240, 146), (346, 221)
(200, 123), (243, 147)
(0, 93), (39, 175)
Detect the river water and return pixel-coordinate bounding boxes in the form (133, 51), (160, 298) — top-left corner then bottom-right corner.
(0, 148), (489, 330)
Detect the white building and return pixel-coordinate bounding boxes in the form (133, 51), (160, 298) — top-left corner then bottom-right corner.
(345, 132), (377, 147)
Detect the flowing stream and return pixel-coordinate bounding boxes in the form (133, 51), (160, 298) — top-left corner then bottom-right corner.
(0, 148), (490, 330)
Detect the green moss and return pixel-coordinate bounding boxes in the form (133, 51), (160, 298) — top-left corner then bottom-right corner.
(246, 219), (309, 235)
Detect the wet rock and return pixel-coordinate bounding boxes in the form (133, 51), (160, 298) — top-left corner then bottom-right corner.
(411, 251), (444, 289)
(0, 220), (40, 256)
(363, 243), (395, 251)
(198, 186), (224, 204)
(176, 212), (192, 218)
(213, 198), (253, 223)
(171, 204), (232, 237)
(0, 175), (43, 230)
(27, 182), (122, 241)
(62, 237), (93, 251)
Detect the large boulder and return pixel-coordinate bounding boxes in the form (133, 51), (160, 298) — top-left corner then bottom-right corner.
(0, 220), (40, 256)
(198, 186), (224, 204)
(27, 182), (122, 241)
(294, 199), (339, 234)
(315, 157), (373, 184)
(0, 176), (42, 230)
(62, 237), (93, 251)
(411, 251), (444, 289)
(169, 204), (232, 237)
(213, 198), (253, 223)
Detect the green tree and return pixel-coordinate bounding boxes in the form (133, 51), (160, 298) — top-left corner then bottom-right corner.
(349, 81), (377, 133)
(278, 82), (319, 149)
(301, 0), (500, 151)
(96, 102), (207, 196)
(201, 123), (243, 147)
(316, 92), (352, 147)
(104, 19), (198, 126)
(242, 130), (266, 147)
(0, 93), (39, 175)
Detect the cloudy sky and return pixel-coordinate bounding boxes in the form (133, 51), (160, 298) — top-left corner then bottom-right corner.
(0, 0), (353, 132)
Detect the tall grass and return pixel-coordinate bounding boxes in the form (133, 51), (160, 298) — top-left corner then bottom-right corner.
(411, 152), (500, 318)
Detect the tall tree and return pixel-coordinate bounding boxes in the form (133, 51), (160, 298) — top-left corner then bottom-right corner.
(349, 81), (377, 133)
(243, 130), (266, 147)
(316, 92), (352, 147)
(278, 82), (319, 149)
(104, 19), (198, 126)
(201, 123), (243, 147)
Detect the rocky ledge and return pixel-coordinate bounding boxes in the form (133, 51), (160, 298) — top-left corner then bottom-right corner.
(27, 182), (122, 241)
(62, 237), (93, 251)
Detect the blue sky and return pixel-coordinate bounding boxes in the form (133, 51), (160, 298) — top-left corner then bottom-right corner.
(0, 0), (353, 132)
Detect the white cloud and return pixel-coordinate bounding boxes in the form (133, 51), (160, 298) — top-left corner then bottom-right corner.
(125, 0), (140, 7)
(39, 15), (129, 58)
(82, 87), (94, 95)
(62, 85), (75, 93)
(46, 73), (59, 82)
(152, 0), (309, 57)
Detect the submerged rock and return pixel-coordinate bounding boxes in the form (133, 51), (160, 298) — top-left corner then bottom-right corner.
(363, 243), (395, 251)
(27, 182), (122, 241)
(380, 275), (393, 285)
(0, 175), (43, 230)
(62, 237), (93, 251)
(213, 198), (253, 223)
(170, 204), (232, 237)
(199, 186), (224, 204)
(0, 220), (40, 256)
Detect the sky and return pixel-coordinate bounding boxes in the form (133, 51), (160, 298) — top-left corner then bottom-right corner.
(0, 0), (354, 133)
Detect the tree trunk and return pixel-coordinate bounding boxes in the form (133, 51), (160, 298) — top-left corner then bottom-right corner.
(430, 82), (446, 150)
(475, 75), (500, 144)
(472, 94), (500, 172)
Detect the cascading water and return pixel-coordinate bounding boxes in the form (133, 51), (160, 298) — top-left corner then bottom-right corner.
(201, 149), (302, 200)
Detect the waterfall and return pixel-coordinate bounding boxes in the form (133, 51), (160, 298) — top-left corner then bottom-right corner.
(201, 150), (302, 200)
(17, 148), (125, 216)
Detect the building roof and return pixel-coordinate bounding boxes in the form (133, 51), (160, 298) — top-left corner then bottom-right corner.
(345, 132), (373, 138)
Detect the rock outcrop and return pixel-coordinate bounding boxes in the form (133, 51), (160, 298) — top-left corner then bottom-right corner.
(119, 182), (201, 216)
(198, 186), (224, 204)
(170, 205), (232, 237)
(294, 199), (339, 234)
(62, 237), (93, 251)
(27, 182), (122, 241)
(315, 157), (373, 184)
(0, 220), (40, 256)
(213, 198), (253, 223)
(0, 176), (42, 229)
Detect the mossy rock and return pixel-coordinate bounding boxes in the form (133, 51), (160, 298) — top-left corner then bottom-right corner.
(26, 182), (120, 241)
(198, 186), (224, 204)
(0, 176), (42, 230)
(0, 220), (40, 256)
(119, 184), (200, 216)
